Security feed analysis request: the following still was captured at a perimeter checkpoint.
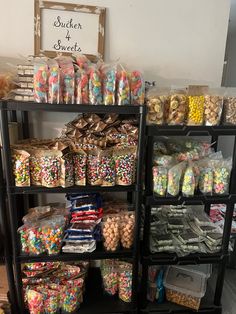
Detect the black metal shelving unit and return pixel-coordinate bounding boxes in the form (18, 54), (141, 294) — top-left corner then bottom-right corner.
(0, 101), (146, 314)
(140, 125), (236, 314)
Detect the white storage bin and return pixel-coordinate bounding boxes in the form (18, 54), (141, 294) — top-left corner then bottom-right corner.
(163, 265), (207, 310)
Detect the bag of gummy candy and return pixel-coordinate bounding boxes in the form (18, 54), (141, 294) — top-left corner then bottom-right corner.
(48, 59), (60, 104)
(130, 70), (145, 105)
(117, 64), (130, 106)
(33, 57), (48, 103)
(89, 65), (103, 105)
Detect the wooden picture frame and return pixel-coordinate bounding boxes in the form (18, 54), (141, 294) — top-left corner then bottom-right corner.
(34, 0), (106, 61)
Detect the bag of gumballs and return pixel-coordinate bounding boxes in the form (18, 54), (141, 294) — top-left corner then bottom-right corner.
(101, 259), (119, 296)
(41, 215), (66, 255)
(187, 85), (208, 126)
(146, 87), (170, 125)
(12, 149), (31, 186)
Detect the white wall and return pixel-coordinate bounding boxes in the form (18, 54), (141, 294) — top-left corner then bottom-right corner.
(0, 0), (230, 85)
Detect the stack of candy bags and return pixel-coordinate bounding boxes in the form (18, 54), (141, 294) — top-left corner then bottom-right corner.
(152, 137), (232, 197)
(9, 54), (145, 105)
(150, 205), (223, 255)
(23, 261), (88, 314)
(18, 204), (68, 256)
(101, 260), (133, 303)
(11, 113), (138, 188)
(63, 193), (102, 253)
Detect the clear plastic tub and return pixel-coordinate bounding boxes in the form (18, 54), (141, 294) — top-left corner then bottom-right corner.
(174, 264), (212, 279)
(163, 266), (207, 310)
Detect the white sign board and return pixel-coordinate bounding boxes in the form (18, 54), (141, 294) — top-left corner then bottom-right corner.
(35, 1), (106, 60)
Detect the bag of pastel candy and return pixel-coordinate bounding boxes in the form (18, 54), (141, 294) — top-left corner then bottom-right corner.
(57, 56), (74, 104)
(146, 87), (170, 125)
(101, 259), (118, 296)
(12, 149), (30, 186)
(167, 161), (186, 196)
(182, 161), (196, 197)
(41, 215), (66, 255)
(48, 59), (60, 104)
(213, 157), (232, 195)
(153, 166), (168, 196)
(101, 63), (117, 105)
(33, 57), (48, 103)
(74, 65), (89, 104)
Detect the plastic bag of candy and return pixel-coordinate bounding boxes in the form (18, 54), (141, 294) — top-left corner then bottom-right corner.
(41, 216), (65, 255)
(146, 87), (170, 125)
(18, 222), (45, 255)
(213, 157), (232, 195)
(119, 211), (135, 249)
(118, 261), (132, 302)
(117, 66), (130, 105)
(57, 57), (74, 104)
(48, 59), (60, 104)
(167, 162), (186, 196)
(101, 260), (119, 296)
(130, 70), (145, 105)
(204, 88), (225, 126)
(12, 149), (30, 186)
(114, 146), (136, 185)
(73, 147), (87, 186)
(60, 150), (74, 188)
(101, 63), (117, 105)
(41, 150), (62, 188)
(102, 214), (120, 252)
(87, 148), (102, 185)
(167, 87), (188, 125)
(153, 166), (168, 196)
(33, 58), (48, 103)
(182, 162), (196, 197)
(89, 66), (102, 105)
(99, 148), (115, 186)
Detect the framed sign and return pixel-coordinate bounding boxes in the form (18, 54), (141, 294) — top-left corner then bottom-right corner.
(34, 0), (106, 60)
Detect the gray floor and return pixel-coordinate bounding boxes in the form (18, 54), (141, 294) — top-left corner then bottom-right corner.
(222, 269), (236, 314)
